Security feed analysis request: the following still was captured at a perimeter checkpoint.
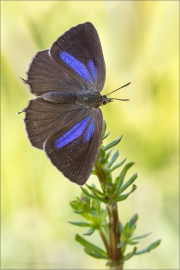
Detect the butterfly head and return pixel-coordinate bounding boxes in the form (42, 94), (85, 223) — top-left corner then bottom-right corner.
(100, 82), (131, 106)
(100, 95), (113, 106)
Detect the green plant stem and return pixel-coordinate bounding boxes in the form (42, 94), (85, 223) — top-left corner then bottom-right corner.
(95, 161), (123, 270)
(107, 204), (123, 265)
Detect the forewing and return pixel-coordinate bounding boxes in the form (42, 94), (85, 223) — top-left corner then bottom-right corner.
(23, 98), (92, 149)
(50, 22), (106, 92)
(45, 109), (103, 185)
(26, 50), (84, 96)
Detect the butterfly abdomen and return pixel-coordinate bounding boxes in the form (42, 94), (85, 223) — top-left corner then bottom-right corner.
(40, 90), (101, 108)
(40, 91), (77, 104)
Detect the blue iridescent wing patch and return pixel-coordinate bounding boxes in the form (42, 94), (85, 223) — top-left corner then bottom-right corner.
(54, 115), (95, 149)
(87, 60), (98, 80)
(83, 119), (95, 142)
(60, 52), (98, 84)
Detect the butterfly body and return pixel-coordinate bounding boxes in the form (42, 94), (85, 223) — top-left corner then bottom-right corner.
(40, 90), (104, 108)
(22, 22), (107, 185)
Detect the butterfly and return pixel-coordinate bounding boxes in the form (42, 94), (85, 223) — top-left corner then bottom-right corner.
(21, 22), (129, 185)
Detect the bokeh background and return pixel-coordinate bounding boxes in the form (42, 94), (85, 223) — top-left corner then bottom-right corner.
(1, 1), (179, 269)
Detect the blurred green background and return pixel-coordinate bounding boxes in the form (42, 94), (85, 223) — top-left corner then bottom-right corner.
(1, 1), (179, 269)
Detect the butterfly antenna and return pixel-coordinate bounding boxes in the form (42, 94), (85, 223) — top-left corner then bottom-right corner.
(106, 82), (131, 96)
(111, 98), (130, 101)
(19, 77), (27, 84)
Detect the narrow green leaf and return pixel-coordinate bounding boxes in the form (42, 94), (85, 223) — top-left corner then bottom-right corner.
(102, 136), (123, 151)
(99, 209), (108, 221)
(118, 173), (137, 194)
(123, 222), (133, 236)
(93, 191), (107, 203)
(121, 247), (137, 262)
(109, 160), (126, 173)
(73, 209), (86, 214)
(89, 209), (97, 217)
(108, 150), (119, 168)
(131, 232), (151, 240)
(75, 234), (108, 258)
(84, 227), (96, 235)
(69, 200), (79, 210)
(105, 148), (113, 162)
(91, 170), (97, 175)
(84, 247), (108, 259)
(127, 240), (139, 245)
(81, 187), (96, 199)
(91, 197), (101, 209)
(103, 121), (107, 136)
(119, 221), (124, 233)
(68, 221), (92, 227)
(86, 184), (105, 197)
(102, 131), (110, 140)
(115, 162), (134, 190)
(129, 213), (138, 229)
(135, 239), (161, 255)
(117, 240), (125, 248)
(116, 185), (137, 201)
(116, 194), (129, 202)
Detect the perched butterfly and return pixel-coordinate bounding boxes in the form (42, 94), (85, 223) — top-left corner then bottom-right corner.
(21, 22), (129, 185)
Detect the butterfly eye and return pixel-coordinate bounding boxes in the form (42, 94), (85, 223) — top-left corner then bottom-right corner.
(100, 95), (107, 105)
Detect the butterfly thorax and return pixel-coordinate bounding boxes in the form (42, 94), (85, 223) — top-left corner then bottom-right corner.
(40, 90), (103, 108)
